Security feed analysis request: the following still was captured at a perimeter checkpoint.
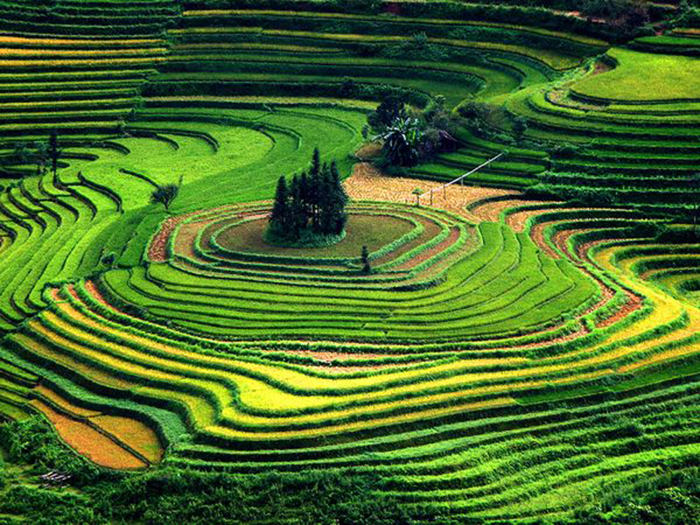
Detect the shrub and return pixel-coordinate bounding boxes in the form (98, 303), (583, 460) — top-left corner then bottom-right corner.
(0, 417), (100, 484)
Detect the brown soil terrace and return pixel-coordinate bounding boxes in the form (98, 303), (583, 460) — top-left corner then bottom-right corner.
(345, 163), (517, 222)
(530, 222), (560, 259)
(395, 226), (462, 271)
(597, 291), (644, 329)
(148, 213), (194, 263)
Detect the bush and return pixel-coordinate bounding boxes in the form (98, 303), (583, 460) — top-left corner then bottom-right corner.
(0, 418), (101, 484)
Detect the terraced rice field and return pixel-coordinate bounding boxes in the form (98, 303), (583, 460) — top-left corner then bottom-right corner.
(0, 0), (698, 522)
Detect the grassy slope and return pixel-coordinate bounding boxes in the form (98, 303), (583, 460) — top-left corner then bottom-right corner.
(573, 48), (700, 101)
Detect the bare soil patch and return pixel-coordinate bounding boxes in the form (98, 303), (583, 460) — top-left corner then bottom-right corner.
(345, 163), (518, 222)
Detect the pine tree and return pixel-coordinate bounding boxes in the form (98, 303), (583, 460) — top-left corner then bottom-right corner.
(269, 176), (289, 236)
(317, 163), (334, 234)
(309, 148), (322, 229)
(289, 175), (306, 239)
(299, 171), (310, 223)
(330, 161), (348, 235)
(310, 148), (321, 178)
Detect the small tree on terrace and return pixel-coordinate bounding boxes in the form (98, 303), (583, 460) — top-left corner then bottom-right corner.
(150, 183), (180, 211)
(361, 245), (371, 274)
(48, 131), (61, 179)
(34, 141), (49, 177)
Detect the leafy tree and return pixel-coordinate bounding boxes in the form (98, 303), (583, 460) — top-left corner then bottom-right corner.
(150, 184), (179, 211)
(340, 77), (357, 98)
(412, 187), (425, 206)
(368, 96), (407, 132)
(12, 143), (30, 165)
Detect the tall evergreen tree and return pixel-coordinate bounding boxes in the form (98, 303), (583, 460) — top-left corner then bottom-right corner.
(289, 175), (306, 238)
(269, 176), (289, 236)
(310, 148), (321, 178)
(299, 171), (310, 223)
(330, 161), (348, 235)
(309, 148), (322, 229)
(318, 163), (335, 234)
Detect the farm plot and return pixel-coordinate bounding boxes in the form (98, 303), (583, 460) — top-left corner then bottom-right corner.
(0, 1), (698, 522)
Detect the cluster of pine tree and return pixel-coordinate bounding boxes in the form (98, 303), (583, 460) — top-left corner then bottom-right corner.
(268, 149), (349, 244)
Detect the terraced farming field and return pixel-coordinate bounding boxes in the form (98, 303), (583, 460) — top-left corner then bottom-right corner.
(0, 0), (699, 523)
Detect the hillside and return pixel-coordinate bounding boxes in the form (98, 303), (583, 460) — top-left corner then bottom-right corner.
(0, 0), (699, 523)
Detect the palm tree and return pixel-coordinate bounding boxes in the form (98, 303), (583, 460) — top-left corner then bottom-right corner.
(375, 117), (422, 167)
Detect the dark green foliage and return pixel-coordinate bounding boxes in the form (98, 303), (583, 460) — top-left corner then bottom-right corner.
(361, 244), (371, 274)
(581, 0), (650, 34)
(0, 418), (100, 484)
(367, 96), (408, 133)
(48, 131), (60, 179)
(367, 96), (462, 161)
(269, 176), (290, 237)
(150, 183), (180, 211)
(572, 468), (700, 524)
(101, 252), (117, 268)
(377, 117), (422, 167)
(31, 141), (48, 177)
(102, 469), (424, 525)
(513, 116), (529, 145)
(380, 32), (449, 61)
(268, 149), (347, 244)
